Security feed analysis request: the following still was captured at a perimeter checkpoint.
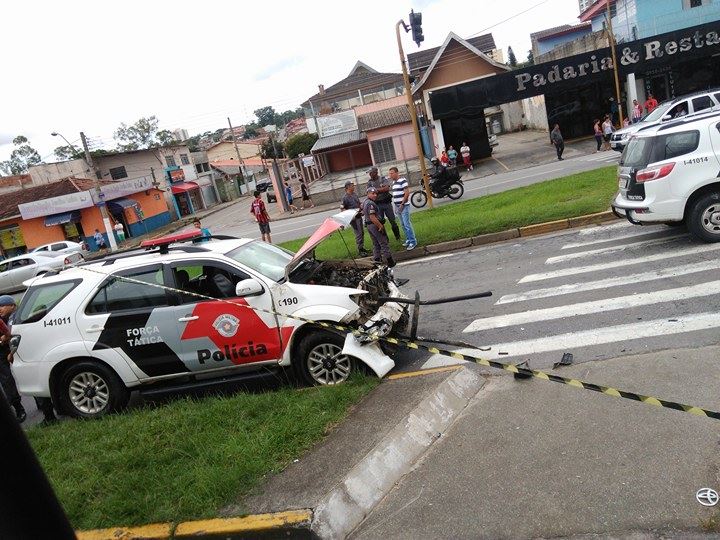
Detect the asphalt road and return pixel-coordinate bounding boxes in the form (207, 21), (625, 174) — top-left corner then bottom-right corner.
(193, 150), (620, 244)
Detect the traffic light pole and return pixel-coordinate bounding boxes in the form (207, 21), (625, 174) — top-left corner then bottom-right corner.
(396, 20), (433, 209)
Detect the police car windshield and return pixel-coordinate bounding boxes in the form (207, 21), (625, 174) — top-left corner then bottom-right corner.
(226, 241), (293, 282)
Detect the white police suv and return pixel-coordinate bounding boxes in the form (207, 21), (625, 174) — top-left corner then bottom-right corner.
(612, 110), (720, 242)
(10, 212), (407, 419)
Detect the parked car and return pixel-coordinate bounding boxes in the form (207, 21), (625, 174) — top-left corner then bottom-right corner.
(611, 110), (720, 242)
(10, 214), (408, 418)
(255, 179), (272, 193)
(610, 89), (720, 152)
(31, 240), (85, 258)
(0, 252), (82, 294)
(267, 185), (277, 203)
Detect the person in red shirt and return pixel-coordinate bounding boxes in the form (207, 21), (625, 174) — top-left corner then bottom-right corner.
(644, 93), (658, 114)
(440, 150), (449, 166)
(250, 190), (272, 243)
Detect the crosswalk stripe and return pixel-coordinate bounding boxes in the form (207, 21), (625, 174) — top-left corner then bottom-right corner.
(561, 226), (671, 249)
(520, 243), (720, 283)
(464, 312), (720, 360)
(464, 280), (720, 332)
(545, 235), (686, 264)
(498, 258), (717, 304)
(578, 222), (631, 236)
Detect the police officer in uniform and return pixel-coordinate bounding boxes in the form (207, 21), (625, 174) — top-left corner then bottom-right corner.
(0, 295), (25, 422)
(367, 167), (401, 241)
(363, 187), (395, 267)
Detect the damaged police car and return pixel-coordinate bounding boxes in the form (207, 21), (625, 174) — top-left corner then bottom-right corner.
(10, 210), (407, 418)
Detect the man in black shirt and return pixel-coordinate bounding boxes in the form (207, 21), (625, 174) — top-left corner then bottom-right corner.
(341, 181), (369, 256)
(0, 296), (25, 422)
(363, 187), (395, 267)
(367, 167), (401, 241)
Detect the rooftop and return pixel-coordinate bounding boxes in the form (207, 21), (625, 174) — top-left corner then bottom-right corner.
(357, 105), (411, 132)
(303, 62), (404, 105)
(407, 34), (496, 74)
(311, 130), (366, 153)
(530, 22), (592, 41)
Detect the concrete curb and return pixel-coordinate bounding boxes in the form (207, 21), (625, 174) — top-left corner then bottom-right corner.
(310, 367), (485, 539)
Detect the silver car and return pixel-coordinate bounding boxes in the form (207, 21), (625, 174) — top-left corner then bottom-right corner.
(31, 240), (86, 258)
(0, 253), (77, 294)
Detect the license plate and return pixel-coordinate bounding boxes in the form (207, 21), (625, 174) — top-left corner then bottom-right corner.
(618, 178), (628, 189)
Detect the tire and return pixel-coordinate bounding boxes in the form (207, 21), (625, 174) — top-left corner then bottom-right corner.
(295, 329), (357, 386)
(410, 190), (427, 208)
(56, 361), (129, 419)
(447, 182), (464, 200)
(688, 192), (720, 242)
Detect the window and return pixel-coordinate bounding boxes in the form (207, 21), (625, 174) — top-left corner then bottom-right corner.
(87, 267), (168, 313)
(226, 242), (292, 282)
(692, 96), (714, 113)
(50, 243), (67, 251)
(684, 0), (704, 7)
(195, 162), (210, 173)
(195, 163), (203, 174)
(660, 131), (700, 160)
(202, 162), (210, 172)
(370, 138), (396, 164)
(12, 258), (33, 268)
(35, 246), (49, 252)
(165, 155), (177, 167)
(180, 153), (190, 165)
(16, 280), (80, 324)
(621, 131), (700, 168)
(172, 263), (250, 304)
(109, 166), (128, 180)
(0, 262), (8, 273)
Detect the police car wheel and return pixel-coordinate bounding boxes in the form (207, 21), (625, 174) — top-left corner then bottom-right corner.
(296, 330), (357, 386)
(688, 192), (720, 243)
(57, 361), (129, 419)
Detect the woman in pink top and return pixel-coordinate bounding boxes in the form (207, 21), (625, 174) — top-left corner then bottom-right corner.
(593, 119), (603, 152)
(632, 99), (643, 123)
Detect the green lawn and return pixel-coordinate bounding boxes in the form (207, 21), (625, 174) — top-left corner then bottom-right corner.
(281, 166), (617, 260)
(27, 376), (378, 530)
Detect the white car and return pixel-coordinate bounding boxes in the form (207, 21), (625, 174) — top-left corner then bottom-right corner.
(611, 110), (720, 242)
(31, 240), (85, 258)
(0, 252), (82, 294)
(610, 89), (720, 152)
(10, 212), (407, 419)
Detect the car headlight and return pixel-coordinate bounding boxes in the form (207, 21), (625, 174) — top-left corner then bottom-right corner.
(621, 133), (630, 140)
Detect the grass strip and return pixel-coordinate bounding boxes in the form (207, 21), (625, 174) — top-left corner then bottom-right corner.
(280, 166), (617, 259)
(27, 376), (378, 530)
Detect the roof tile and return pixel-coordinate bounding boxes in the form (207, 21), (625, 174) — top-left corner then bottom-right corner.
(357, 105), (411, 132)
(407, 34), (496, 74)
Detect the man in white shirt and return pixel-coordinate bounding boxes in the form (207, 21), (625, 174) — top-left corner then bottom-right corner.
(389, 166), (417, 250)
(460, 142), (472, 171)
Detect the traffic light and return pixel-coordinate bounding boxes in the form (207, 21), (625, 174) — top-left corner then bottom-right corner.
(409, 10), (423, 47)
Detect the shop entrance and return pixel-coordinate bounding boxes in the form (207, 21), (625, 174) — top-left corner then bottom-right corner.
(440, 114), (491, 162)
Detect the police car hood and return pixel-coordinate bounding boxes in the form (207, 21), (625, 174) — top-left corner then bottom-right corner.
(286, 210), (359, 275)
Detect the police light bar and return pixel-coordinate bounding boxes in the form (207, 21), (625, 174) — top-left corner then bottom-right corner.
(140, 230), (202, 249)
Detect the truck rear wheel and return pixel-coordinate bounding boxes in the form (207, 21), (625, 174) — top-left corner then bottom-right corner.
(688, 192), (720, 242)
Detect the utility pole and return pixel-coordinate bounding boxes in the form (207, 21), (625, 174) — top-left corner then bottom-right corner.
(80, 132), (117, 251)
(268, 130), (288, 212)
(396, 14), (433, 208)
(606, 1), (624, 126)
(227, 117), (247, 194)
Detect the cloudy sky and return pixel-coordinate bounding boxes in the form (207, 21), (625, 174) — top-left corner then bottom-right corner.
(0, 0), (580, 163)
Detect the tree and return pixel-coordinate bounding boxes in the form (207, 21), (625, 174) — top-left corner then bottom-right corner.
(254, 106), (277, 127)
(261, 137), (284, 159)
(284, 133), (318, 158)
(527, 49), (535, 66)
(508, 47), (518, 68)
(243, 125), (259, 139)
(54, 145), (83, 161)
(0, 136), (42, 175)
(113, 116), (174, 151)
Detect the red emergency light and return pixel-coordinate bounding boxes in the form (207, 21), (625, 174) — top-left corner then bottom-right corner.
(141, 230), (202, 251)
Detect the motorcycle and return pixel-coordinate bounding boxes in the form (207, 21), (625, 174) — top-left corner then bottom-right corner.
(410, 166), (464, 208)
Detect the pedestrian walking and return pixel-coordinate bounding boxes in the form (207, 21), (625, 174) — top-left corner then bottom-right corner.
(284, 180), (299, 214)
(93, 229), (106, 251)
(250, 190), (272, 243)
(389, 167), (417, 250)
(447, 146), (458, 166)
(550, 124), (564, 161)
(0, 296), (25, 423)
(644, 93), (658, 115)
(363, 187), (395, 267)
(602, 115), (614, 151)
(622, 117), (631, 128)
(440, 150), (449, 167)
(460, 142), (473, 171)
(632, 99), (643, 123)
(114, 221), (125, 243)
(341, 181), (369, 257)
(366, 167), (401, 241)
(193, 218), (211, 240)
(593, 119), (603, 152)
(300, 180), (315, 209)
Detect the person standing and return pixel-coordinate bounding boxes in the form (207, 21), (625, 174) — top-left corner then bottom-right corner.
(93, 229), (106, 251)
(609, 97), (619, 126)
(250, 190), (272, 243)
(447, 146), (458, 166)
(300, 180), (314, 209)
(193, 218), (211, 240)
(593, 119), (603, 153)
(644, 93), (658, 115)
(114, 221), (125, 243)
(363, 187), (395, 267)
(284, 180), (299, 214)
(0, 296), (25, 423)
(550, 124), (564, 161)
(632, 99), (643, 123)
(460, 142), (473, 171)
(367, 167), (401, 241)
(602, 115), (614, 151)
(341, 181), (369, 257)
(389, 167), (417, 251)
(440, 150), (449, 167)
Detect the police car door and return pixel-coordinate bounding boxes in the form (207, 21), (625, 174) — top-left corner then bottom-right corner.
(81, 263), (188, 379)
(168, 261), (283, 373)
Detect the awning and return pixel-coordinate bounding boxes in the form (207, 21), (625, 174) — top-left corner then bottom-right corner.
(44, 210), (81, 227)
(171, 182), (200, 194)
(107, 198), (138, 212)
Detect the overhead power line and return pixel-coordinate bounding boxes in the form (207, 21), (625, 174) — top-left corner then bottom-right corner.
(466, 0), (552, 38)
